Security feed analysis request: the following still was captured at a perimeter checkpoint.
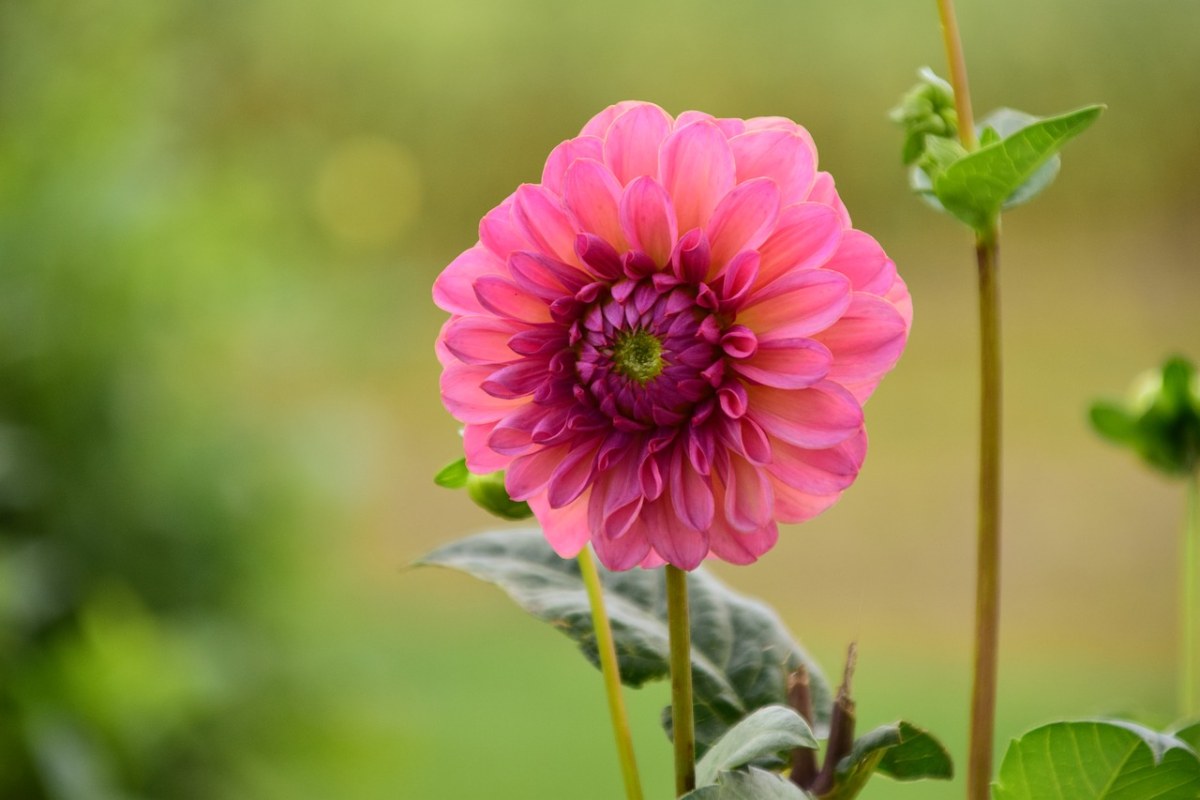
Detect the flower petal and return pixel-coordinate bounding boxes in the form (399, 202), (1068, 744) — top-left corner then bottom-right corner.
(540, 135), (605, 194)
(659, 121), (737, 233)
(580, 100), (646, 138)
(474, 276), (553, 323)
(733, 337), (833, 389)
(754, 202), (844, 290)
(813, 294), (909, 402)
(603, 102), (673, 185)
(463, 422), (511, 472)
(433, 245), (508, 315)
(669, 442), (715, 532)
(506, 443), (572, 500)
(822, 229), (897, 295)
(619, 176), (678, 268)
(721, 451), (775, 532)
(563, 159), (626, 248)
(443, 316), (524, 365)
(513, 183), (581, 265)
(737, 269), (852, 339)
(746, 381), (863, 449)
(547, 440), (600, 508)
(705, 177), (781, 274)
(767, 430), (867, 497)
(806, 171), (852, 226)
(643, 496), (709, 570)
(527, 490), (592, 558)
(441, 362), (525, 423)
(729, 129), (817, 205)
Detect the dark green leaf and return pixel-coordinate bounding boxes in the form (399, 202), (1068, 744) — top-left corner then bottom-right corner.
(414, 529), (831, 756)
(820, 721), (952, 800)
(464, 472), (532, 520)
(932, 105), (1103, 232)
(696, 705), (817, 787)
(433, 458), (469, 488)
(684, 768), (811, 800)
(992, 720), (1200, 799)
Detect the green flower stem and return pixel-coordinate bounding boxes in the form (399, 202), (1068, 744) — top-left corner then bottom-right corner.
(1185, 471), (1199, 718)
(936, 0), (977, 151)
(935, 2), (1003, 795)
(578, 547), (644, 800)
(969, 232), (1003, 800)
(666, 564), (696, 796)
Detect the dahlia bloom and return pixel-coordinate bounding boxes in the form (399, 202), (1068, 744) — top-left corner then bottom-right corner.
(434, 101), (912, 571)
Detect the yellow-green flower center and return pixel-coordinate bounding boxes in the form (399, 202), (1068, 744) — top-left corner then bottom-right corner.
(612, 329), (664, 384)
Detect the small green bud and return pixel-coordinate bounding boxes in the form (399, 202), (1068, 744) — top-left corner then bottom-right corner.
(891, 67), (959, 166)
(1090, 356), (1200, 477)
(465, 471), (533, 520)
(435, 457), (533, 519)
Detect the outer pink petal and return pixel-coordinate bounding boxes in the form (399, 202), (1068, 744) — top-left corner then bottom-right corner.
(603, 103), (673, 185)
(721, 452), (775, 532)
(813, 294), (909, 403)
(440, 362), (524, 423)
(528, 490), (592, 559)
(474, 276), (553, 323)
(659, 121), (737, 233)
(463, 422), (512, 473)
(479, 195), (532, 260)
(705, 177), (781, 274)
(754, 203), (844, 290)
(737, 269), (852, 340)
(563, 159), (626, 249)
(822, 229), (897, 295)
(433, 245), (508, 315)
(767, 430), (866, 497)
(885, 272), (913, 330)
(540, 135), (604, 194)
(513, 184), (582, 265)
(591, 520), (652, 571)
(729, 129), (817, 206)
(547, 440), (600, 508)
(442, 316), (523, 365)
(806, 172), (852, 227)
(643, 496), (709, 570)
(580, 101), (648, 138)
(746, 380), (864, 449)
(506, 442), (572, 500)
(743, 117), (817, 146)
(669, 442), (715, 532)
(732, 337), (832, 389)
(770, 480), (842, 524)
(619, 176), (678, 267)
(707, 479), (779, 564)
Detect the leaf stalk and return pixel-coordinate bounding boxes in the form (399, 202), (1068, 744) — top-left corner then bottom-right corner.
(1184, 471), (1199, 718)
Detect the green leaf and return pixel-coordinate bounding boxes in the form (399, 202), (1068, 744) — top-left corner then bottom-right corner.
(821, 721), (953, 800)
(684, 768), (811, 800)
(932, 105), (1103, 232)
(1169, 720), (1200, 752)
(992, 720), (1200, 799)
(1089, 403), (1137, 445)
(414, 529), (832, 756)
(696, 705), (817, 787)
(464, 472), (532, 520)
(433, 458), (469, 488)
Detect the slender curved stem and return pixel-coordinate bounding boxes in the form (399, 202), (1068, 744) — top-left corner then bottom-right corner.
(936, 0), (978, 151)
(578, 547), (644, 800)
(1184, 472), (1199, 718)
(666, 564), (696, 796)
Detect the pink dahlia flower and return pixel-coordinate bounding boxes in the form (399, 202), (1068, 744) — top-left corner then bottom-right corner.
(434, 101), (912, 571)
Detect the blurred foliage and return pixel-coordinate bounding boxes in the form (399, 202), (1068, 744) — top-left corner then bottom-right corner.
(0, 0), (1198, 798)
(1091, 357), (1200, 478)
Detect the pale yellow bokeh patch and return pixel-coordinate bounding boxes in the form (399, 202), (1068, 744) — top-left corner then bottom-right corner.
(313, 136), (420, 249)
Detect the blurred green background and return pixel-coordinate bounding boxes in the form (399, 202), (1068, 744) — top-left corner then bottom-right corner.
(1, 1), (1198, 797)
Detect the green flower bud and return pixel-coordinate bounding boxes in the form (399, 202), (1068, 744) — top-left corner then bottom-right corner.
(891, 67), (959, 166)
(435, 457), (534, 520)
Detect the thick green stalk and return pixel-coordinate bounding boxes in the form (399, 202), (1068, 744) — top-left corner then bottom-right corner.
(968, 233), (1002, 800)
(1184, 472), (1199, 717)
(666, 564), (696, 796)
(578, 547), (644, 800)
